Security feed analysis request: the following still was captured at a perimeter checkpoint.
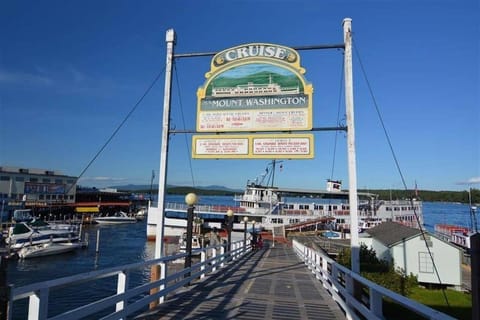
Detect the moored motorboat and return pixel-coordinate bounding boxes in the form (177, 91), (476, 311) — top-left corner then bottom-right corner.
(12, 209), (34, 223)
(6, 219), (80, 250)
(17, 242), (84, 259)
(94, 211), (137, 224)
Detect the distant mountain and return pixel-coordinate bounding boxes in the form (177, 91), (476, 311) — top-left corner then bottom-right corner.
(109, 184), (242, 193)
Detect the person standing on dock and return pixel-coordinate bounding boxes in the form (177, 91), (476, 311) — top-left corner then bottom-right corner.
(209, 228), (220, 246)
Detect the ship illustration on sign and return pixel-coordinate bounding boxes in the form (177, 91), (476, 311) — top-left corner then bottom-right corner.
(206, 64), (304, 98)
(211, 74), (300, 97)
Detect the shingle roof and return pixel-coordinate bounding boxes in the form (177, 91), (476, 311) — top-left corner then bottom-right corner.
(365, 221), (423, 247)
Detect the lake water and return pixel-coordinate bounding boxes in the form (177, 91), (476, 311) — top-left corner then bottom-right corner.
(6, 198), (476, 319)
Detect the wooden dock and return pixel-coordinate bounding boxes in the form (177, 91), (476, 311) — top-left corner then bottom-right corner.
(137, 243), (345, 319)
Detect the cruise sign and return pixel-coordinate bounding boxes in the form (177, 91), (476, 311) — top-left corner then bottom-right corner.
(193, 43), (314, 159)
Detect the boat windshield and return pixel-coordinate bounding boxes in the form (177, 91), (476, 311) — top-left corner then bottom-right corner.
(29, 219), (50, 227)
(12, 223), (31, 235)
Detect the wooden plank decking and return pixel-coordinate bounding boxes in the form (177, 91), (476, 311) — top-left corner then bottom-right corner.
(137, 243), (345, 319)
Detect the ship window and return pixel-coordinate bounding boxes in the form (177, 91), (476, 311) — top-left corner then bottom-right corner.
(394, 207), (400, 211)
(30, 178), (38, 182)
(43, 178), (51, 183)
(15, 177), (25, 182)
(332, 205), (338, 210)
(55, 179), (63, 184)
(0, 176), (9, 181)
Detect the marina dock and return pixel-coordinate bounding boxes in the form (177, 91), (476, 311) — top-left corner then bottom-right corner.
(137, 242), (345, 320)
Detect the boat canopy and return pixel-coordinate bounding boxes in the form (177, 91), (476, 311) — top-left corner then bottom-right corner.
(12, 223), (31, 235)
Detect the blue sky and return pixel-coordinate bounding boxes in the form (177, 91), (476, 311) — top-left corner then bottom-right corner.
(1, 0), (478, 192)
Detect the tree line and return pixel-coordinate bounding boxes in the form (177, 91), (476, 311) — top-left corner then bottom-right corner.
(362, 188), (479, 204)
(131, 186), (479, 204)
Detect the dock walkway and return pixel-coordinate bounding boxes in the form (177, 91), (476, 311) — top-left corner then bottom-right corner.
(137, 243), (345, 319)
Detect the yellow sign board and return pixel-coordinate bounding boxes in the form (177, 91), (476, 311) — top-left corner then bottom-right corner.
(192, 134), (314, 159)
(75, 207), (99, 213)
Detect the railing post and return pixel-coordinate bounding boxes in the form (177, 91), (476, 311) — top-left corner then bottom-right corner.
(200, 251), (206, 279)
(233, 243), (239, 260)
(116, 270), (129, 312)
(212, 248), (217, 272)
(220, 246), (225, 268)
(159, 262), (167, 304)
(370, 288), (383, 318)
(314, 252), (321, 279)
(28, 288), (49, 320)
(323, 258), (330, 278)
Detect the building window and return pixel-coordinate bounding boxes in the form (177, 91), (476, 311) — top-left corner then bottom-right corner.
(30, 178), (38, 182)
(418, 252), (434, 273)
(15, 177), (25, 182)
(43, 178), (51, 183)
(55, 179), (63, 184)
(0, 176), (9, 181)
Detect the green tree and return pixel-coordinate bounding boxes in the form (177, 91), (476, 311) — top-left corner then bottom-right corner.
(337, 244), (418, 295)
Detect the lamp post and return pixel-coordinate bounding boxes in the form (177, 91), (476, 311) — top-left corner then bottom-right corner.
(243, 216), (248, 250)
(226, 209), (234, 253)
(184, 193), (197, 279)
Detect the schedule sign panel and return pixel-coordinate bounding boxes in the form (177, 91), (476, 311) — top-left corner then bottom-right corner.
(192, 134), (314, 159)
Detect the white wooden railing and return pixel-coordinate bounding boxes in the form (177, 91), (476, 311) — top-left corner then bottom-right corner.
(292, 239), (456, 320)
(8, 240), (250, 320)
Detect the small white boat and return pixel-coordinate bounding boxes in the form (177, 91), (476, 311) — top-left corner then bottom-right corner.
(179, 233), (202, 255)
(94, 211), (137, 224)
(12, 209), (34, 223)
(135, 207), (147, 221)
(6, 220), (80, 250)
(18, 242), (83, 259)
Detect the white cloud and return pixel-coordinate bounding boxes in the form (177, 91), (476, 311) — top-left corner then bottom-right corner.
(0, 70), (53, 86)
(456, 177), (480, 185)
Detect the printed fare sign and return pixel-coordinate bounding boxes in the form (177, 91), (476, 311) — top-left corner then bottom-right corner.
(193, 43), (314, 159)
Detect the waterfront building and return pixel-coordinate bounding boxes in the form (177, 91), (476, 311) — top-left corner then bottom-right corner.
(0, 166), (77, 219)
(360, 221), (463, 290)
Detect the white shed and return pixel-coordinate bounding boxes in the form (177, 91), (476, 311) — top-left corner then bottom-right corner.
(361, 221), (463, 290)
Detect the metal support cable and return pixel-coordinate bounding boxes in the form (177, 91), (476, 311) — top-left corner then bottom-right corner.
(66, 67), (166, 194)
(173, 62), (196, 188)
(330, 57), (345, 180)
